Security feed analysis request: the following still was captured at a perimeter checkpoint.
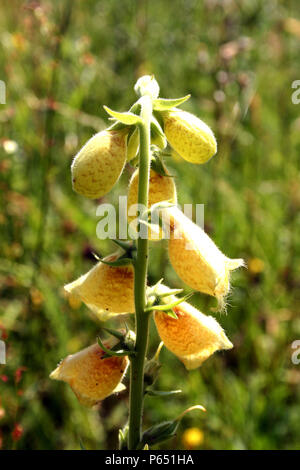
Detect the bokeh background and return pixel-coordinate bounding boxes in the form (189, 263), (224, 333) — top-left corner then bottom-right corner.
(0, 0), (300, 450)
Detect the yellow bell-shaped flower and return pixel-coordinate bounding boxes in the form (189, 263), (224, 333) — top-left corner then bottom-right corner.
(71, 129), (127, 199)
(163, 109), (217, 164)
(154, 298), (232, 370)
(162, 207), (244, 310)
(64, 253), (135, 319)
(127, 168), (177, 241)
(50, 339), (128, 407)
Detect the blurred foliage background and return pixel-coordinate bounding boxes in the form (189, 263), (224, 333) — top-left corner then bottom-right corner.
(0, 0), (300, 450)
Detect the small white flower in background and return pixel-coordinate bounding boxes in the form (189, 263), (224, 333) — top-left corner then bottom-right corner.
(2, 139), (18, 154)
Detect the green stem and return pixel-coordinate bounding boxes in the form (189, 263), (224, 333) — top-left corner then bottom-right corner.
(128, 95), (152, 450)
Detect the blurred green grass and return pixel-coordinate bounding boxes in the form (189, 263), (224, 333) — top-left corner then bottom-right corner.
(0, 0), (300, 450)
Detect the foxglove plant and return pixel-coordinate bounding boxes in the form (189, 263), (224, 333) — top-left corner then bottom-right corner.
(50, 76), (244, 450)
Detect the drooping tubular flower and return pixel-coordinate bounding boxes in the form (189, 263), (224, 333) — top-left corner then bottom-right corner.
(50, 338), (128, 407)
(71, 129), (128, 199)
(154, 293), (233, 370)
(162, 109), (217, 164)
(127, 167), (177, 240)
(64, 253), (135, 320)
(161, 207), (244, 310)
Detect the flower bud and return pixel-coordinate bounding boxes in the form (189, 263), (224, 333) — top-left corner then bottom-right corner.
(127, 168), (177, 241)
(134, 75), (160, 99)
(163, 109), (217, 164)
(64, 253), (135, 319)
(162, 207), (244, 310)
(71, 129), (127, 199)
(154, 300), (232, 369)
(50, 340), (128, 407)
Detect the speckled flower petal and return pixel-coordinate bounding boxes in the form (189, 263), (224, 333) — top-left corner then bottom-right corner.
(71, 129), (127, 199)
(50, 340), (128, 407)
(154, 300), (232, 370)
(163, 109), (217, 164)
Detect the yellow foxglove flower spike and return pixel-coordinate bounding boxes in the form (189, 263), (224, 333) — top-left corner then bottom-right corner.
(161, 207), (244, 311)
(71, 129), (128, 199)
(64, 252), (135, 319)
(154, 298), (233, 370)
(163, 109), (217, 164)
(127, 168), (177, 241)
(50, 339), (129, 407)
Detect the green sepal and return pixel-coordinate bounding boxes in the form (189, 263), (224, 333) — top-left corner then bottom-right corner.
(101, 327), (126, 342)
(148, 278), (164, 293)
(144, 359), (162, 387)
(112, 239), (135, 252)
(151, 117), (167, 149)
(118, 424), (129, 450)
(140, 404), (205, 447)
(141, 200), (176, 218)
(158, 289), (183, 298)
(123, 329), (136, 352)
(93, 253), (134, 267)
(99, 328), (136, 358)
(145, 389), (182, 397)
(140, 420), (179, 447)
(127, 127), (139, 160)
(151, 116), (165, 138)
(145, 292), (194, 313)
(150, 153), (173, 178)
(139, 220), (161, 240)
(153, 94), (191, 111)
(152, 148), (173, 158)
(108, 102), (142, 131)
(151, 132), (167, 150)
(165, 309), (178, 319)
(97, 336), (134, 358)
(104, 105), (142, 125)
(101, 258), (133, 267)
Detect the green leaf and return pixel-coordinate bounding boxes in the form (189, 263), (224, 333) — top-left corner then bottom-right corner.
(153, 94), (191, 111)
(103, 105), (142, 125)
(146, 389), (182, 397)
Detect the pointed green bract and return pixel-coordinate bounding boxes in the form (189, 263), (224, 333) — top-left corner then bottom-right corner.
(153, 94), (191, 111)
(104, 105), (142, 125)
(146, 389), (182, 397)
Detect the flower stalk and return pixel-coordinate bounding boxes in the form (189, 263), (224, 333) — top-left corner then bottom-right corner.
(128, 93), (153, 450)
